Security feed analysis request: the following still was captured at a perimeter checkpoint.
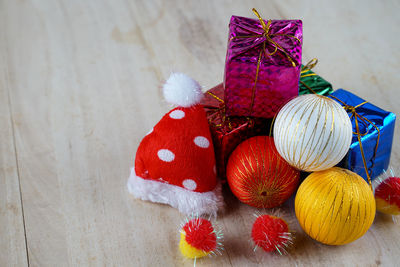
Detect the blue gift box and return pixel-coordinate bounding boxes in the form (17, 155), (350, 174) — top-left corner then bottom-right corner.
(329, 89), (396, 182)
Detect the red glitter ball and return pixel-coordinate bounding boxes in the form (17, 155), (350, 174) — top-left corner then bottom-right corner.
(375, 177), (400, 208)
(183, 218), (217, 252)
(226, 136), (300, 208)
(251, 215), (290, 252)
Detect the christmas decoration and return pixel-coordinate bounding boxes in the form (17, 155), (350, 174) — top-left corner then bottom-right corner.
(179, 215), (223, 260)
(226, 136), (300, 208)
(373, 168), (400, 215)
(224, 9), (303, 118)
(127, 73), (223, 215)
(252, 213), (293, 254)
(201, 83), (270, 178)
(274, 94), (353, 172)
(299, 58), (333, 96)
(329, 89), (396, 183)
(122, 7), (400, 263)
(295, 167), (376, 245)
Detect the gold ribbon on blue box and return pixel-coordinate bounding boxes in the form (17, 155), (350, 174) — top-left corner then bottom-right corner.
(329, 89), (396, 182)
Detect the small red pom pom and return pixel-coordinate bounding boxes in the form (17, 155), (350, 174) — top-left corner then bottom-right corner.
(179, 216), (223, 259)
(251, 214), (292, 254)
(183, 218), (217, 252)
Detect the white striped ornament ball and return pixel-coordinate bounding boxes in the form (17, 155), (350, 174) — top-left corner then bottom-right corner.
(273, 94), (353, 172)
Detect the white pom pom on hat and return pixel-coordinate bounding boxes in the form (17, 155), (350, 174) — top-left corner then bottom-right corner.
(163, 73), (203, 107)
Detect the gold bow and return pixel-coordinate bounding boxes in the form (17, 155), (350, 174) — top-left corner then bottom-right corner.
(250, 8), (300, 67)
(301, 58), (318, 77)
(206, 91), (232, 129)
(299, 58), (318, 94)
(206, 91), (256, 130)
(330, 95), (381, 189)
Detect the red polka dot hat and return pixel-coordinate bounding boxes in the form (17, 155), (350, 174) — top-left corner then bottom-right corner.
(127, 73), (224, 215)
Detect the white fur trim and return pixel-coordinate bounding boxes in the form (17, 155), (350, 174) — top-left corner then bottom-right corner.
(127, 168), (224, 216)
(163, 73), (203, 107)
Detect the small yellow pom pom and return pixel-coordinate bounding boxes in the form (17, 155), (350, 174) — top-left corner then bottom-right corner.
(375, 198), (400, 215)
(179, 232), (210, 259)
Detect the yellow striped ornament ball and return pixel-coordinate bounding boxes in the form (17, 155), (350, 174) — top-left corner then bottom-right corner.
(274, 94), (353, 172)
(295, 167), (376, 245)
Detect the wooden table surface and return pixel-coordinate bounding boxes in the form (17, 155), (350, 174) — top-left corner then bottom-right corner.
(1, 0), (400, 266)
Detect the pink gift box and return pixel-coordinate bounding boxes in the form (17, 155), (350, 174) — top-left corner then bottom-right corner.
(224, 14), (303, 118)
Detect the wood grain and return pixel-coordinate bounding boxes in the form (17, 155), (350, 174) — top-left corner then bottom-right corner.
(1, 0), (400, 266)
(0, 17), (29, 265)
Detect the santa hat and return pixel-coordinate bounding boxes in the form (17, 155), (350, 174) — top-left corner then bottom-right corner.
(127, 73), (224, 215)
